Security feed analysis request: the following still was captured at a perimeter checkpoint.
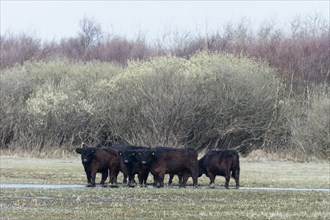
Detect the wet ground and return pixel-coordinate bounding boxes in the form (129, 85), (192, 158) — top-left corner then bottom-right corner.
(1, 183), (329, 192)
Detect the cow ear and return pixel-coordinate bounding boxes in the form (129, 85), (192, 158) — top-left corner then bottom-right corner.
(76, 148), (82, 154)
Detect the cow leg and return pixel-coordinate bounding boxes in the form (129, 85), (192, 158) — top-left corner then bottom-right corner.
(152, 174), (159, 187)
(178, 174), (184, 187)
(207, 171), (216, 188)
(127, 174), (133, 187)
(157, 172), (165, 188)
(225, 173), (230, 189)
(181, 173), (189, 187)
(192, 173), (198, 188)
(110, 169), (119, 185)
(128, 173), (136, 187)
(108, 169), (111, 184)
(232, 169), (240, 189)
(158, 176), (164, 187)
(90, 170), (97, 187)
(138, 172), (144, 186)
(123, 173), (128, 183)
(85, 171), (92, 187)
(100, 170), (108, 186)
(190, 167), (198, 188)
(235, 175), (240, 189)
(168, 173), (174, 185)
(114, 170), (120, 185)
(138, 170), (149, 187)
(143, 172), (149, 186)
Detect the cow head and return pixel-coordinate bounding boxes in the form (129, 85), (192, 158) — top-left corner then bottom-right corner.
(76, 146), (97, 164)
(136, 149), (156, 165)
(118, 150), (137, 164)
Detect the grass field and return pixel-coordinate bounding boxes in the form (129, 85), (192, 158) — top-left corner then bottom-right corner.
(1, 155), (329, 219)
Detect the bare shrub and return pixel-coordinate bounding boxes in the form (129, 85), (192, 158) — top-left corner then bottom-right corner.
(59, 16), (102, 62)
(107, 51), (288, 151)
(90, 35), (152, 65)
(2, 15), (328, 90)
(290, 85), (330, 159)
(107, 55), (193, 146)
(170, 15), (329, 89)
(0, 32), (41, 69)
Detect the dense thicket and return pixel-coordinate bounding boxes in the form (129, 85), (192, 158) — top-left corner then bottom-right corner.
(0, 16), (329, 159)
(108, 53), (288, 150)
(0, 52), (329, 159)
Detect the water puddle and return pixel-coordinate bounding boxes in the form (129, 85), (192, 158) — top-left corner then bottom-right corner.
(0, 184), (84, 189)
(0, 195), (52, 200)
(0, 183), (329, 192)
(239, 187), (330, 192)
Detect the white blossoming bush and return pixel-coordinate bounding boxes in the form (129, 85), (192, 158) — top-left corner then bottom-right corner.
(26, 86), (69, 126)
(0, 58), (123, 150)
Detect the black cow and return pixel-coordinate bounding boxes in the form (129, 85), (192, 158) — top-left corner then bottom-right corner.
(118, 146), (150, 187)
(198, 149), (240, 189)
(76, 145), (127, 187)
(76, 146), (107, 186)
(136, 147), (198, 188)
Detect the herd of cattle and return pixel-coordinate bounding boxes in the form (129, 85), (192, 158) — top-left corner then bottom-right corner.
(76, 144), (240, 189)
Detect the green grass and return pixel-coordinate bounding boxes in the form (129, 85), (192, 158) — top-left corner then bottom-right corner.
(1, 156), (330, 219)
(1, 188), (329, 219)
(1, 156), (329, 188)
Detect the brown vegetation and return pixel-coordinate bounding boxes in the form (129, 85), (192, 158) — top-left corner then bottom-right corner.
(2, 16), (328, 87)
